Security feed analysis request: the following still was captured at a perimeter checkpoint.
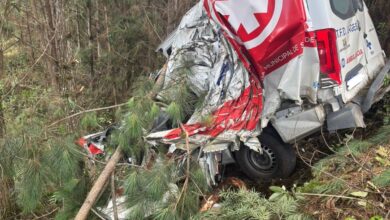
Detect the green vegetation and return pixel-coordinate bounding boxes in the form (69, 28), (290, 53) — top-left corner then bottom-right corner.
(0, 0), (389, 219)
(200, 188), (310, 220)
(0, 0), (194, 219)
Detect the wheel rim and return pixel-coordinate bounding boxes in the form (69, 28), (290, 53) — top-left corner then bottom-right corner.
(248, 145), (277, 172)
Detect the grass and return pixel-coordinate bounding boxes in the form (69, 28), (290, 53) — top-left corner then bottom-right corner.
(298, 125), (390, 219)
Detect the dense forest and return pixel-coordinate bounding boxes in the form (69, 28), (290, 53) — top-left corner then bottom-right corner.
(0, 1), (195, 219)
(0, 0), (390, 219)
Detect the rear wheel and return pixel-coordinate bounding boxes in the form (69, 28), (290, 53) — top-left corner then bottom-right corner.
(235, 131), (296, 180)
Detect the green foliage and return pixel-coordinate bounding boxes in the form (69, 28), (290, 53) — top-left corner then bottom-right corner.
(124, 158), (208, 219)
(203, 189), (271, 220)
(1, 0), (388, 218)
(10, 134), (85, 214)
(149, 103), (161, 121)
(312, 126), (390, 178)
(125, 114), (143, 140)
(297, 124), (390, 218)
(15, 158), (46, 213)
(1, 0), (197, 218)
(52, 177), (90, 220)
(372, 169), (390, 188)
(370, 215), (384, 220)
(200, 114), (214, 127)
(312, 155), (344, 177)
(300, 179), (345, 195)
(368, 126), (390, 144)
(200, 187), (311, 220)
(376, 22), (390, 48)
(44, 137), (83, 183)
(153, 206), (178, 220)
(81, 112), (100, 130)
(0, 88), (88, 216)
(337, 140), (372, 157)
(166, 102), (184, 125)
(117, 82), (161, 158)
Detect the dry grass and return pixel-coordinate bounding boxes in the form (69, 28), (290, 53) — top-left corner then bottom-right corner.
(0, 178), (15, 219)
(300, 138), (390, 219)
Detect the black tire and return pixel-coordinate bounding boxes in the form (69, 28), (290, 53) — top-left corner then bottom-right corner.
(235, 130), (296, 180)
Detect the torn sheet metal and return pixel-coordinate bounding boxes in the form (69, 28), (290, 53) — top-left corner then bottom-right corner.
(148, 0), (323, 146)
(146, 0), (322, 166)
(204, 0), (320, 127)
(147, 2), (263, 153)
(77, 130), (111, 156)
(199, 153), (220, 186)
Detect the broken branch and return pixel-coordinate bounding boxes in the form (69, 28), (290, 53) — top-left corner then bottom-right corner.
(48, 103), (127, 128)
(75, 147), (122, 220)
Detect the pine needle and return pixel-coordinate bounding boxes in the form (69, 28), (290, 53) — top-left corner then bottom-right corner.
(372, 169), (390, 188)
(166, 102), (184, 126)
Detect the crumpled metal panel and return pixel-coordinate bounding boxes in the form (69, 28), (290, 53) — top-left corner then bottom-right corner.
(272, 105), (325, 143)
(362, 60), (390, 113)
(327, 103), (366, 131)
(147, 2), (263, 154)
(199, 153), (220, 186)
(203, 0), (321, 128)
(146, 0), (323, 185)
(261, 47), (320, 127)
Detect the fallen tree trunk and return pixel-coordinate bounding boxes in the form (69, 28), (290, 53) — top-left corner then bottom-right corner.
(75, 147), (122, 220)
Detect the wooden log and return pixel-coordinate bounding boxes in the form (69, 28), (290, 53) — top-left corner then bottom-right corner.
(75, 148), (122, 220)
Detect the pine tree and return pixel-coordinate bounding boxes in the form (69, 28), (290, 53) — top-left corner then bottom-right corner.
(107, 74), (209, 219)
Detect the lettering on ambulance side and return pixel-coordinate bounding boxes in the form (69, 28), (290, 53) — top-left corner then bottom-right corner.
(263, 32), (316, 72)
(264, 44), (300, 71)
(346, 49), (364, 64)
(336, 21), (360, 38)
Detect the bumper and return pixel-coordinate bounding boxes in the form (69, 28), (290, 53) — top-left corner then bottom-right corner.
(362, 59), (390, 113)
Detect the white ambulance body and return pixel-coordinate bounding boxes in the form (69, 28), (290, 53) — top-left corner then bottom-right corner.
(306, 0), (386, 102)
(77, 1), (390, 187)
(153, 0), (390, 182)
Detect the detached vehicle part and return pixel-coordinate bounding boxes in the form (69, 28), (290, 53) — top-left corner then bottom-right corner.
(77, 130), (110, 156)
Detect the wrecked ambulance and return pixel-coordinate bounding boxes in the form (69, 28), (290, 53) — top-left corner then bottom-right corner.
(80, 0), (390, 185)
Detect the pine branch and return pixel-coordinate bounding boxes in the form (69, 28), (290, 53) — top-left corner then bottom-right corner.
(296, 192), (365, 201)
(31, 208), (59, 220)
(373, 169), (390, 188)
(174, 123), (191, 213)
(48, 103), (127, 128)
